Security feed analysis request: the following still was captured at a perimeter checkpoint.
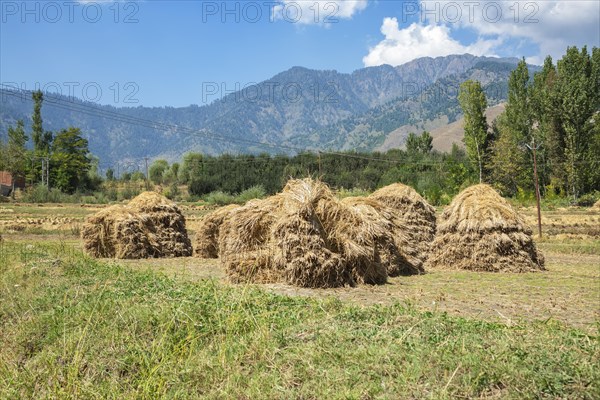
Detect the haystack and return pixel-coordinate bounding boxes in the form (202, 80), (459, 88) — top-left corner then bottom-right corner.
(220, 179), (408, 288)
(369, 183), (436, 272)
(82, 192), (192, 259)
(424, 184), (545, 272)
(273, 179), (375, 288)
(218, 179), (438, 288)
(341, 197), (422, 276)
(219, 196), (284, 284)
(194, 204), (239, 258)
(593, 199), (600, 209)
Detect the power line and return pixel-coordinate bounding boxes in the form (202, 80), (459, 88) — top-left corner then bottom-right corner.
(2, 86), (452, 165)
(2, 86), (599, 169)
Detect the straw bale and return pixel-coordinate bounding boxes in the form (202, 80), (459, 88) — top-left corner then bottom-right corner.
(194, 204), (239, 258)
(424, 184), (545, 272)
(82, 192), (192, 259)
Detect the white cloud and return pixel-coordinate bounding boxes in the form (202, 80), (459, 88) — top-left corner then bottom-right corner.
(272, 0), (367, 25)
(364, 1), (599, 66)
(363, 18), (500, 67)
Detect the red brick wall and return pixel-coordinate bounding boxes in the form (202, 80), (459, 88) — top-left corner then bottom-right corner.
(0, 171), (12, 187)
(0, 171), (25, 188)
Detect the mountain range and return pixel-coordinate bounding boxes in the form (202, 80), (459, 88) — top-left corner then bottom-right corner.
(0, 54), (536, 168)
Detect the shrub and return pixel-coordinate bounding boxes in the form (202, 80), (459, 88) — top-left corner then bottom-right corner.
(119, 186), (141, 201)
(189, 178), (216, 196)
(236, 185), (266, 203)
(576, 191), (600, 207)
(204, 191), (235, 206)
(22, 185), (75, 203)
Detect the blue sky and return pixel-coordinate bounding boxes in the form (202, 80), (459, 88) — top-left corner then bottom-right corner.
(1, 0), (598, 107)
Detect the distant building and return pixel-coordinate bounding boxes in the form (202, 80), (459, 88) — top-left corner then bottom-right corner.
(0, 171), (25, 197)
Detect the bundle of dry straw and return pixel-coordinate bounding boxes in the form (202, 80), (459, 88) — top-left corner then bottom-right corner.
(424, 184), (545, 272)
(194, 204), (239, 258)
(82, 192), (192, 259)
(593, 199), (600, 209)
(217, 178), (432, 288)
(369, 183), (436, 273)
(219, 196), (284, 284)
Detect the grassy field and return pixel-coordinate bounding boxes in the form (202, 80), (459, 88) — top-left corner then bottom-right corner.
(1, 203), (599, 398)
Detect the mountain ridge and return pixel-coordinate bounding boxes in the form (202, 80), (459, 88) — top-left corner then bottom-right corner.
(0, 54), (534, 167)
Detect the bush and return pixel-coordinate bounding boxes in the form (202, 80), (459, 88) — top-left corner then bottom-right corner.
(515, 187), (535, 207)
(236, 185), (266, 203)
(204, 191), (236, 206)
(189, 179), (216, 196)
(22, 185), (76, 203)
(119, 186), (141, 201)
(163, 183), (181, 200)
(105, 187), (118, 202)
(576, 191), (600, 207)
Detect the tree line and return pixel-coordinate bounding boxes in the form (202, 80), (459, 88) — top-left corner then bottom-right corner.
(459, 46), (599, 200)
(0, 91), (97, 195)
(2, 46), (598, 205)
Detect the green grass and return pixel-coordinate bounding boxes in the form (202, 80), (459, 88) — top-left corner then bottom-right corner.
(538, 237), (600, 255)
(1, 241), (598, 399)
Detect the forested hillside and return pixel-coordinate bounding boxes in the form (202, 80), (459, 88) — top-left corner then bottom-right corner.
(1, 54), (526, 166)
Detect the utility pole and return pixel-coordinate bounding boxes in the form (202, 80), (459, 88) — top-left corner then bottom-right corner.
(35, 156), (50, 188)
(144, 157), (149, 190)
(317, 151), (322, 177)
(525, 137), (543, 239)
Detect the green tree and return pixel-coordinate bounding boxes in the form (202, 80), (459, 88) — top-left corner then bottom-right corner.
(163, 162), (180, 185)
(5, 120), (29, 197)
(505, 58), (531, 142)
(131, 171), (145, 181)
(31, 90), (44, 152)
(121, 172), (132, 182)
(491, 58), (537, 194)
(489, 114), (529, 196)
(405, 133), (421, 154)
(50, 127), (91, 193)
(419, 131), (433, 153)
(406, 131), (433, 154)
(179, 152), (204, 183)
(106, 168), (115, 181)
(0, 140), (6, 171)
(531, 56), (560, 192)
(31, 90), (53, 154)
(149, 159), (169, 185)
(555, 46), (599, 199)
(458, 80), (489, 183)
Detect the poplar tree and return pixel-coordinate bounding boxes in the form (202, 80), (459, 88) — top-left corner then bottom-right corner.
(458, 80), (489, 183)
(6, 120), (28, 197)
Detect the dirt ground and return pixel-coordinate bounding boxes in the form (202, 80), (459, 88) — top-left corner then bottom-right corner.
(1, 202), (599, 332)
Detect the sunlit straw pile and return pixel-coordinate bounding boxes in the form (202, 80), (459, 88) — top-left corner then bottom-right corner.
(82, 192), (193, 259)
(424, 184), (545, 272)
(219, 196), (284, 284)
(369, 183), (436, 274)
(194, 204), (239, 258)
(594, 199), (600, 209)
(217, 178), (431, 288)
(340, 196), (422, 277)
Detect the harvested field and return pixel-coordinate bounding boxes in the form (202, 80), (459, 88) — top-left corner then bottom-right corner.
(1, 203), (598, 332)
